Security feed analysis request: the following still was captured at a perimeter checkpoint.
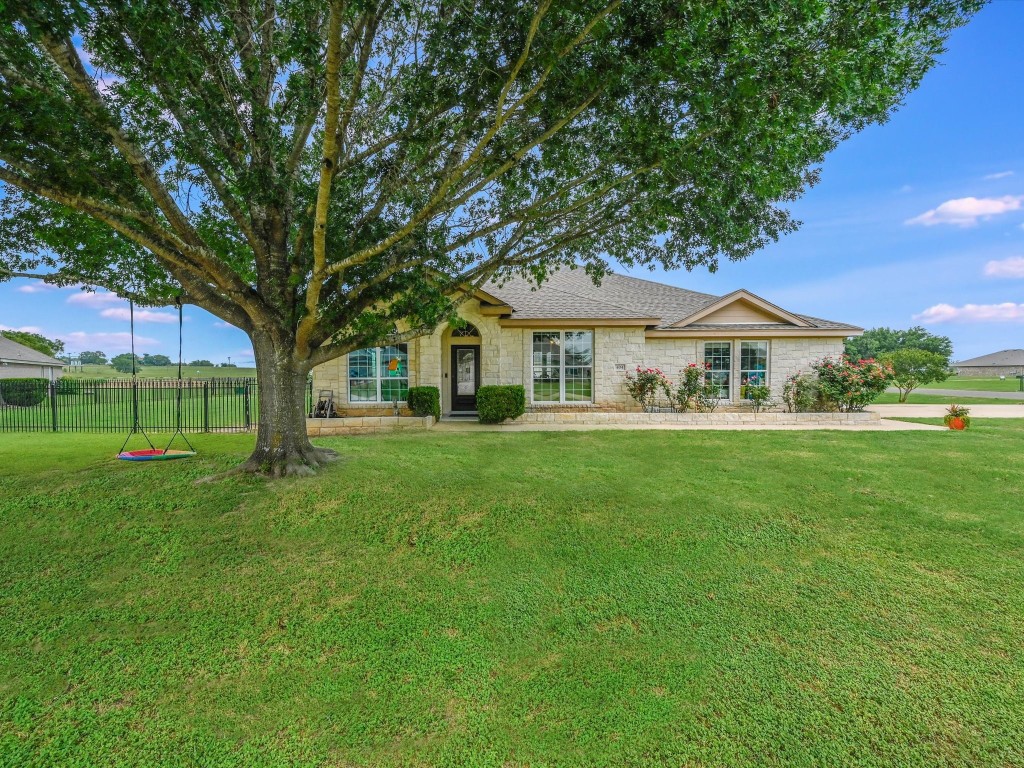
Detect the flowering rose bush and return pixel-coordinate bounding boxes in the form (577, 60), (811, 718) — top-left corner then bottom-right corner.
(674, 362), (710, 412)
(782, 371), (829, 412)
(811, 356), (894, 411)
(624, 366), (672, 412)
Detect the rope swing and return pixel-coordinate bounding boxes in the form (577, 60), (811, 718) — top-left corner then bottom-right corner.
(117, 297), (196, 461)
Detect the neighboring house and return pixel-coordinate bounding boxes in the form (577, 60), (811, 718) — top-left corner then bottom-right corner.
(312, 270), (862, 416)
(0, 336), (65, 382)
(953, 349), (1024, 378)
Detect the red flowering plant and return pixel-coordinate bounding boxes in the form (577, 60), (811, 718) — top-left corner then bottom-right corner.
(811, 355), (895, 412)
(624, 366), (672, 412)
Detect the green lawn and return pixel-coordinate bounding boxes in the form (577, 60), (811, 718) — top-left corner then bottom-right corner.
(2, 427), (1024, 766)
(872, 392), (1018, 405)
(64, 364), (259, 380)
(920, 376), (1024, 393)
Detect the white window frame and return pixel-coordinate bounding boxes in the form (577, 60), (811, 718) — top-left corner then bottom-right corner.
(348, 344), (410, 403)
(738, 340), (770, 400)
(703, 340), (733, 402)
(531, 330), (594, 404)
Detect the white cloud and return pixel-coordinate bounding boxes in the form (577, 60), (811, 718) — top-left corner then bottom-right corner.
(905, 195), (1024, 227)
(17, 283), (61, 294)
(983, 171), (1014, 180)
(898, 184), (913, 193)
(99, 307), (178, 324)
(984, 256), (1024, 279)
(212, 321), (235, 329)
(0, 324), (43, 334)
(67, 291), (122, 307)
(59, 331), (159, 354)
(914, 302), (1024, 324)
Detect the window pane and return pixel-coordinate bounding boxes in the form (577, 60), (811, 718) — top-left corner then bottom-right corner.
(740, 341), (768, 399)
(349, 379), (377, 402)
(564, 366), (592, 401)
(380, 378), (409, 403)
(564, 331), (593, 366)
(349, 348), (376, 379)
(379, 344), (408, 379)
(533, 332), (561, 401)
(704, 342), (731, 399)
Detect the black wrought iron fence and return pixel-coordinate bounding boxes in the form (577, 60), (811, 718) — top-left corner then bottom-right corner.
(0, 378), (315, 433)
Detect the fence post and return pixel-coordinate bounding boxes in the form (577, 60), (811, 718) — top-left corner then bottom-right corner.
(203, 381), (210, 432)
(243, 381), (252, 430)
(49, 381), (58, 432)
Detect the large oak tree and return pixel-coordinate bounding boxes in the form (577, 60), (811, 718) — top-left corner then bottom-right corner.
(0, 0), (980, 475)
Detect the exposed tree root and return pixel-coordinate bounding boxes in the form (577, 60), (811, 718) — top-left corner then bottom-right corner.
(197, 444), (340, 483)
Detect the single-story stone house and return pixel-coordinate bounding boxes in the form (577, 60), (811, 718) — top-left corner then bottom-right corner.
(952, 349), (1024, 378)
(0, 336), (65, 381)
(312, 270), (861, 417)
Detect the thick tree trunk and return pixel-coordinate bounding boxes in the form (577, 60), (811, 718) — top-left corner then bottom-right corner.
(238, 333), (336, 477)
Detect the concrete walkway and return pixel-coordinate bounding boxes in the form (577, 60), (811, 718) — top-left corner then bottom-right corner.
(869, 403), (1024, 418)
(433, 418), (944, 432)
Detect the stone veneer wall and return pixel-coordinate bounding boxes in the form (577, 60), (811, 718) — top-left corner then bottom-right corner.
(311, 310), (848, 413)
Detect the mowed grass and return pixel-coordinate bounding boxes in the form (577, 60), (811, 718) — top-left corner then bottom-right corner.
(2, 426), (1024, 767)
(64, 364), (258, 380)
(920, 376), (1024, 393)
(872, 392), (1019, 405)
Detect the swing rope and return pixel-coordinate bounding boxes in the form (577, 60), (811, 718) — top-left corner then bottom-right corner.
(118, 299), (156, 455)
(117, 296), (195, 460)
(162, 297), (196, 455)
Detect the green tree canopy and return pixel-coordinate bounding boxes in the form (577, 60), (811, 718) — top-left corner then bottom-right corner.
(188, 359), (213, 367)
(879, 348), (951, 402)
(141, 353), (173, 366)
(0, 329), (64, 358)
(0, 0), (981, 474)
(845, 326), (954, 362)
(109, 352), (142, 374)
(78, 350), (107, 365)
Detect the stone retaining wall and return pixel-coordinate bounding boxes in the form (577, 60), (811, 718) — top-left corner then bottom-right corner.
(308, 411), (879, 434)
(307, 415), (434, 436)
(513, 411), (880, 425)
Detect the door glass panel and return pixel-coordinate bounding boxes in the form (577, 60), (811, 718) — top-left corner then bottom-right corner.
(456, 349), (476, 396)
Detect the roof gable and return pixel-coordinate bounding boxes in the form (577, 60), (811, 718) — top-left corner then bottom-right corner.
(670, 290), (810, 328)
(0, 336), (65, 366)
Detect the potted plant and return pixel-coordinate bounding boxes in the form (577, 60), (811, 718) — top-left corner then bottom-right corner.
(943, 404), (971, 431)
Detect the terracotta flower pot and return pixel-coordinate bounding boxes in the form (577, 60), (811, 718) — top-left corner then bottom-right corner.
(948, 417), (966, 431)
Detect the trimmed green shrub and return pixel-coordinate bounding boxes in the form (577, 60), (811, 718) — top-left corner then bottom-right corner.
(477, 385), (526, 423)
(407, 386), (440, 421)
(0, 378), (49, 407)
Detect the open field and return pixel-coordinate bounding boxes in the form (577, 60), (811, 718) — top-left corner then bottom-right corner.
(2, 426), (1023, 766)
(63, 364), (258, 380)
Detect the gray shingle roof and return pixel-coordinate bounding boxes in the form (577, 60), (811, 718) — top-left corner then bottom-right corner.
(955, 349), (1024, 367)
(0, 336), (65, 367)
(483, 270), (858, 330)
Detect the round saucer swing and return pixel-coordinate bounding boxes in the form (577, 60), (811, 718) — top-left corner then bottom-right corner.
(117, 298), (196, 462)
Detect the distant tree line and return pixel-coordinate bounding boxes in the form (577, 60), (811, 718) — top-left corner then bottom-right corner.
(845, 326), (953, 402)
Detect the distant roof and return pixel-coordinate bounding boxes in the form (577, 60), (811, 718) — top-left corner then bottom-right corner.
(955, 349), (1024, 367)
(0, 336), (65, 367)
(483, 270), (859, 331)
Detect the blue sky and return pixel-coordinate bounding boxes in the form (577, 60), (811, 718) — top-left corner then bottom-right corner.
(2, 2), (1022, 364)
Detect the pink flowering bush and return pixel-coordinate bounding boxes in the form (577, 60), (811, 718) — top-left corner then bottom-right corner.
(674, 362), (719, 412)
(624, 366), (672, 412)
(811, 356), (895, 412)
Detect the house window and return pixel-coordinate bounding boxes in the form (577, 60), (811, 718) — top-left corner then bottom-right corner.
(532, 331), (593, 402)
(739, 341), (769, 399)
(348, 344), (409, 402)
(704, 341), (731, 400)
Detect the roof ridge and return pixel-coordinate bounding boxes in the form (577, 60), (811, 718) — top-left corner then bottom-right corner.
(532, 282), (655, 317)
(606, 271), (721, 301)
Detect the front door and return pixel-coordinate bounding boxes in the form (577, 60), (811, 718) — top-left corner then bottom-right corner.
(451, 345), (480, 412)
